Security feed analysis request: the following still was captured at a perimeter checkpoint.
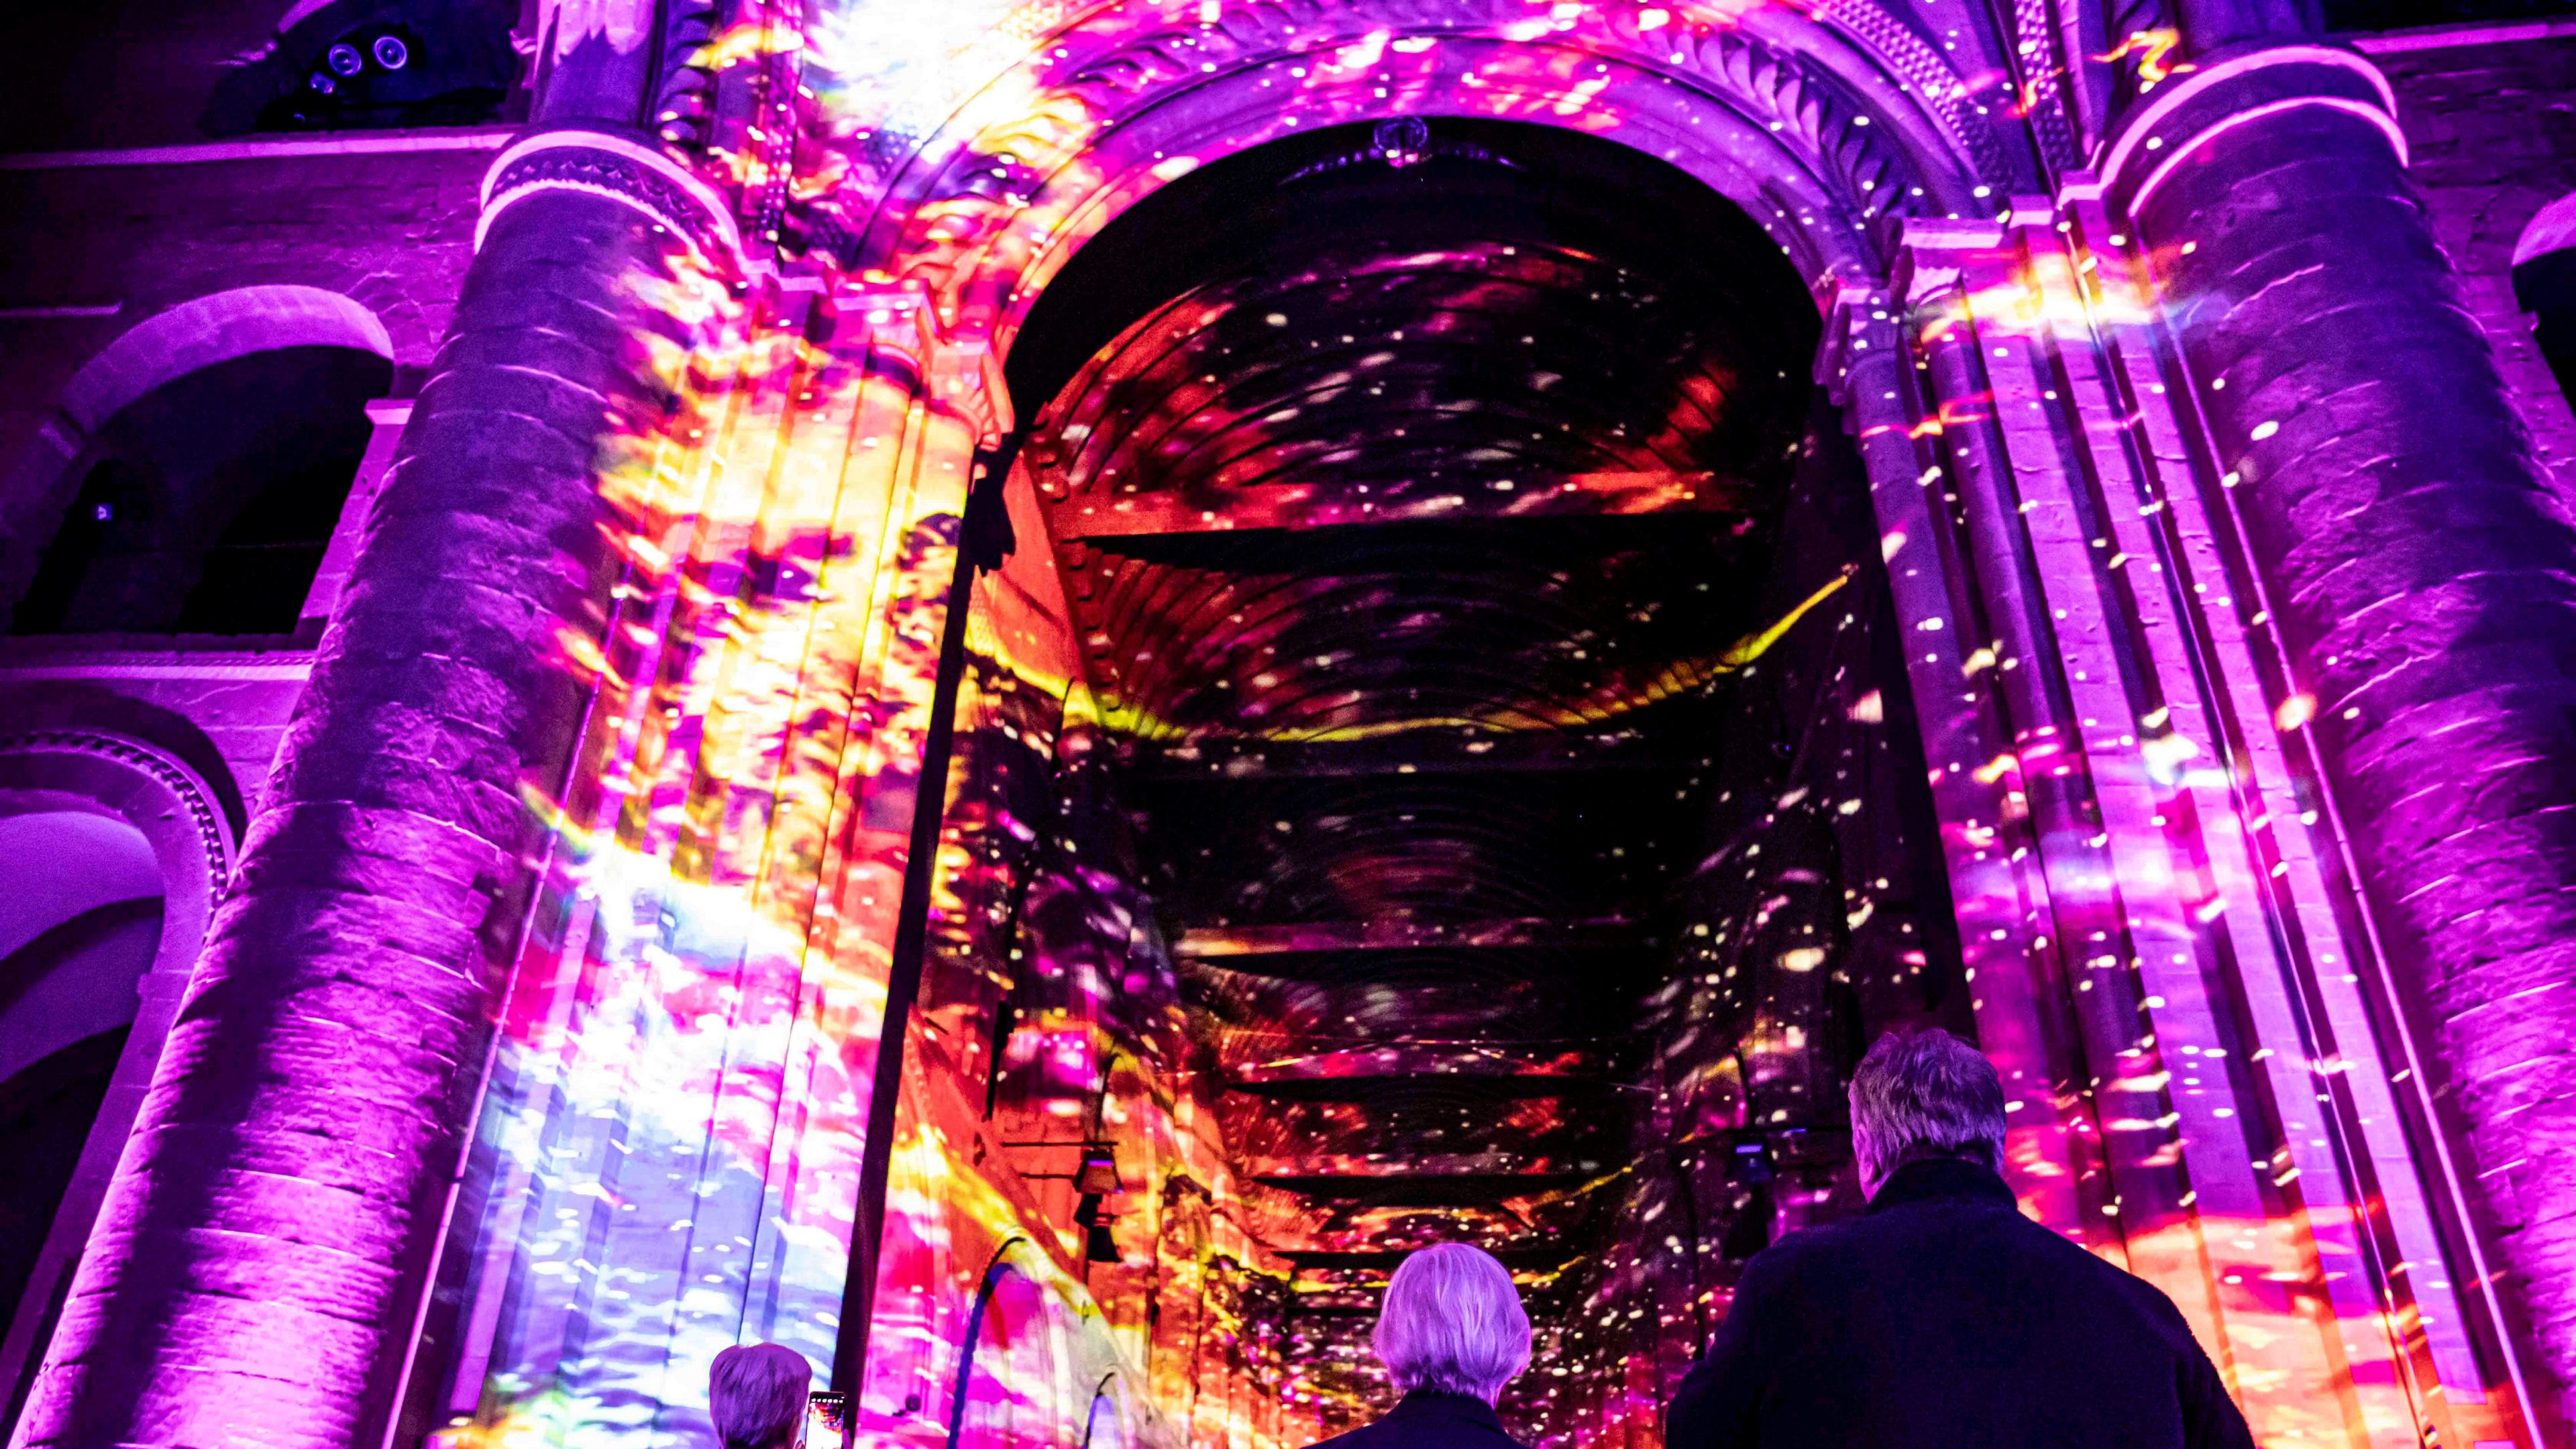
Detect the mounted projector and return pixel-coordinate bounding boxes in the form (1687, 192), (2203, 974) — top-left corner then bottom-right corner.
(200, 0), (517, 135)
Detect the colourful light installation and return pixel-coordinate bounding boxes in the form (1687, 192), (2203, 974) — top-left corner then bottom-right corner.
(400, 8), (2557, 1449)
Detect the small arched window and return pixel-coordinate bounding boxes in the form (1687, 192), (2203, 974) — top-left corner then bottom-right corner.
(13, 286), (393, 637)
(2512, 193), (2576, 410)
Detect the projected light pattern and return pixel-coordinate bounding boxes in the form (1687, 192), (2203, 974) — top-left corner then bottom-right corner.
(423, 256), (1304, 1449)
(425, 277), (977, 1448)
(415, 7), (2543, 1449)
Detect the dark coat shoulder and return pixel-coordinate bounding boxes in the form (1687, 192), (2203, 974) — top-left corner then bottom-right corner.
(1666, 1159), (2256, 1449)
(1309, 1391), (1527, 1449)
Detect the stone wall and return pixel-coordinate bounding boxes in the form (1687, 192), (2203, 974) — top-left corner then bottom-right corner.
(0, 139), (489, 818)
(2373, 25), (2576, 494)
(0, 139), (492, 459)
(2341, 29), (2576, 1405)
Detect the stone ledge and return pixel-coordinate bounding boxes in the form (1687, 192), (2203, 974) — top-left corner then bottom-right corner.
(0, 634), (317, 680)
(0, 127), (515, 172)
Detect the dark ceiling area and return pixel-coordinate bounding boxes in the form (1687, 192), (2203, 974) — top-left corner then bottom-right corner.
(0, 0), (519, 151)
(2320, 0), (2574, 28)
(1008, 119), (1821, 1309)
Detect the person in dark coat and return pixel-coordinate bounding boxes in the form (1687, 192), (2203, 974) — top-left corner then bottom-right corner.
(1666, 1030), (2259, 1449)
(1310, 1242), (1534, 1449)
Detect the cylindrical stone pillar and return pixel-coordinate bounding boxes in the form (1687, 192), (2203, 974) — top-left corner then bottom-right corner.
(6, 134), (737, 1449)
(2102, 44), (2576, 1395)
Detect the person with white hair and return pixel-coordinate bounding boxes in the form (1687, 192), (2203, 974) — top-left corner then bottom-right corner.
(1666, 1029), (2257, 1449)
(708, 1343), (814, 1449)
(1310, 1242), (1534, 1449)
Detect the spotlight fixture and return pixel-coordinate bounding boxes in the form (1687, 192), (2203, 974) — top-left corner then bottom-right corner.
(1373, 116), (1430, 168)
(325, 42), (366, 76)
(372, 34), (410, 69)
(1072, 1192), (1121, 1262)
(1074, 1146), (1123, 1195)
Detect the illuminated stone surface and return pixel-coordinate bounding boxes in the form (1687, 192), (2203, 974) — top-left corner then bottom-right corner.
(1, 5), (2574, 1449)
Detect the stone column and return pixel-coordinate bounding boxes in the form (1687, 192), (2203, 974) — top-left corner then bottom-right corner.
(2103, 44), (2576, 1395)
(5, 136), (737, 1449)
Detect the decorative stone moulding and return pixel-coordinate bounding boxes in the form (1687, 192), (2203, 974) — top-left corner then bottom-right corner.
(2090, 43), (2404, 215)
(0, 729), (233, 915)
(476, 127), (745, 267)
(1812, 0), (2023, 177)
(0, 729), (237, 1419)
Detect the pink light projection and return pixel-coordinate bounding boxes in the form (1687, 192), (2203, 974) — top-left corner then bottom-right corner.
(399, 8), (2556, 1449)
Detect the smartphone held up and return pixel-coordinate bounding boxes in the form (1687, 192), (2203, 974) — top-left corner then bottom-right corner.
(804, 1391), (849, 1449)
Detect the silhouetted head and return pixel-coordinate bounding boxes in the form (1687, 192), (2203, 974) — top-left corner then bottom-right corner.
(709, 1343), (814, 1449)
(1847, 1029), (2008, 1199)
(1372, 1242), (1532, 1405)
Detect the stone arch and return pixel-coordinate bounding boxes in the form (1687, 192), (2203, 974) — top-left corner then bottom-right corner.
(58, 286), (394, 436)
(0, 730), (234, 1433)
(9, 286), (397, 636)
(831, 0), (1996, 362)
(1077, 1373), (1126, 1449)
(946, 1239), (1071, 1449)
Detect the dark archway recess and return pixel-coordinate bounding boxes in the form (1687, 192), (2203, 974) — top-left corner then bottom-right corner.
(2515, 245), (2576, 411)
(13, 344), (389, 637)
(0, 1029), (130, 1414)
(2319, 0), (2573, 31)
(997, 119), (1962, 1419)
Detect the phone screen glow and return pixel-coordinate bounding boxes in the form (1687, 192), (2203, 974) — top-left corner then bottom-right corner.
(804, 1391), (849, 1449)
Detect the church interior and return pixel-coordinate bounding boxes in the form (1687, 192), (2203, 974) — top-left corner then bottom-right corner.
(5, 1), (2576, 1448)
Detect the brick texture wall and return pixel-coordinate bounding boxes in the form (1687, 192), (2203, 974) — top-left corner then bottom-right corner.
(0, 144), (488, 485)
(0, 142), (484, 824)
(2379, 32), (2576, 496)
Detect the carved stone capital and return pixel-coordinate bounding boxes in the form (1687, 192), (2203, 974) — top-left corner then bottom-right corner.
(478, 128), (743, 266)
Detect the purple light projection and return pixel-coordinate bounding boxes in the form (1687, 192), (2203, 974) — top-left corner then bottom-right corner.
(23, 8), (2556, 1449)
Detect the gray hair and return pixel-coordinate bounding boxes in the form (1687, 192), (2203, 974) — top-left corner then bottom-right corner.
(710, 1343), (814, 1449)
(1847, 1029), (2007, 1190)
(1371, 1242), (1532, 1403)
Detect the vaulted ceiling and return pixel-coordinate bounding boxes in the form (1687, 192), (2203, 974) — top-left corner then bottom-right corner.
(1012, 117), (1818, 1311)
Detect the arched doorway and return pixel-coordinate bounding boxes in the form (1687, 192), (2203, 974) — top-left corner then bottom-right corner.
(0, 732), (232, 1436)
(936, 110), (1953, 1434)
(0, 808), (163, 1324)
